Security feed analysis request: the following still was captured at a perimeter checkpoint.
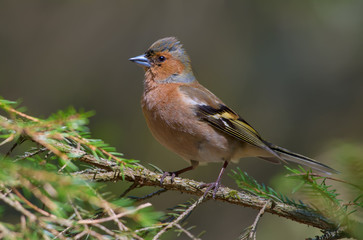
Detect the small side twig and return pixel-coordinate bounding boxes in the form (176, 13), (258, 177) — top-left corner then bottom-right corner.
(78, 202), (151, 225)
(11, 187), (55, 218)
(53, 225), (73, 240)
(21, 178), (57, 211)
(0, 222), (14, 238)
(0, 134), (14, 147)
(119, 182), (139, 198)
(130, 188), (168, 202)
(58, 160), (72, 173)
(4, 136), (27, 158)
(0, 190), (37, 222)
(92, 223), (117, 237)
(174, 223), (201, 240)
(152, 196), (206, 240)
(15, 147), (47, 161)
(72, 201), (90, 240)
(244, 199), (271, 240)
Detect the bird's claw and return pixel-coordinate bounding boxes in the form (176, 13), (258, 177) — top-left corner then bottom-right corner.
(160, 171), (178, 185)
(199, 181), (222, 199)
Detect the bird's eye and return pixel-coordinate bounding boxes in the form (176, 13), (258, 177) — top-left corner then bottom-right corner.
(158, 56), (166, 62)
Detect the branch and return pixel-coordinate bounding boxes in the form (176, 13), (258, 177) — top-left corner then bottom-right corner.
(75, 166), (336, 230)
(63, 145), (345, 234)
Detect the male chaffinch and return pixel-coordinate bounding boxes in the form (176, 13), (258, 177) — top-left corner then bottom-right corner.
(129, 37), (337, 198)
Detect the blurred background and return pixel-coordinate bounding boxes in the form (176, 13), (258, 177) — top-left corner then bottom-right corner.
(1, 1), (362, 239)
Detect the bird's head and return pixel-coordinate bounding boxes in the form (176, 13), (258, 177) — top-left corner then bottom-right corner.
(129, 37), (195, 83)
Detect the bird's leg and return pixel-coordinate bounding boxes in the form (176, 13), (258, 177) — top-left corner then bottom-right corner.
(160, 160), (199, 184)
(199, 161), (229, 199)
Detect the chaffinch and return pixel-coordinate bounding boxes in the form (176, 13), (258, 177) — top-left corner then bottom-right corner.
(129, 37), (337, 198)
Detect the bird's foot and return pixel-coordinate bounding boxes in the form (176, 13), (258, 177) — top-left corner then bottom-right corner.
(160, 171), (178, 185)
(199, 181), (223, 199)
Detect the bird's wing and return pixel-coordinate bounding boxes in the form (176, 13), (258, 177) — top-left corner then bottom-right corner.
(196, 104), (268, 149)
(179, 84), (280, 156)
(179, 85), (338, 174)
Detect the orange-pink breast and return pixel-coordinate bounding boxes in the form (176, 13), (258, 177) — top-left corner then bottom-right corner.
(141, 83), (240, 163)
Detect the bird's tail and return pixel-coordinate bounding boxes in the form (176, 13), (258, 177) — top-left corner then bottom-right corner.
(264, 141), (338, 174)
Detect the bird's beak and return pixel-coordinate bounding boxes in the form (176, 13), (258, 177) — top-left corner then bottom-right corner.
(129, 54), (151, 67)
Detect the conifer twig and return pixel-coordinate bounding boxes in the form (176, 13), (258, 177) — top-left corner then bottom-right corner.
(247, 199), (271, 240)
(174, 223), (201, 240)
(152, 196), (205, 240)
(77, 203), (152, 224)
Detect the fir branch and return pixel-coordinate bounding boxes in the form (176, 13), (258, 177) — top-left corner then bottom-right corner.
(73, 162), (340, 232)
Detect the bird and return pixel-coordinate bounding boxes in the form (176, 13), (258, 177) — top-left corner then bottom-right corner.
(129, 37), (337, 198)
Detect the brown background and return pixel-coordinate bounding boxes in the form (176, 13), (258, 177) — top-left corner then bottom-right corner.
(1, 1), (362, 239)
